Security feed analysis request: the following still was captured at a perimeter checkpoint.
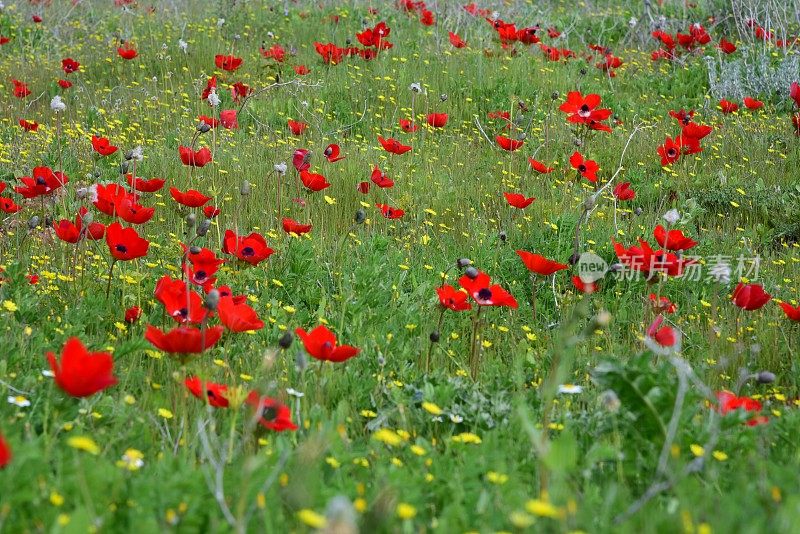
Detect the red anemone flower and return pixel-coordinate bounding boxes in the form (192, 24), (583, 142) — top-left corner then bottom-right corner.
(324, 143), (345, 162)
(378, 135), (412, 155)
(220, 109), (238, 129)
(717, 391), (768, 426)
(649, 293), (677, 314)
(370, 166), (394, 188)
(214, 54), (243, 71)
(646, 315), (678, 349)
(91, 135), (118, 156)
(230, 81), (252, 102)
(0, 197), (22, 213)
(516, 250), (568, 275)
(204, 205), (220, 218)
(613, 182), (636, 201)
(287, 120), (308, 136)
(178, 146), (212, 167)
(47, 337), (118, 398)
(743, 97), (764, 110)
(222, 229), (274, 265)
(218, 297), (264, 332)
(426, 113), (448, 128)
(503, 192), (535, 209)
(448, 31), (467, 48)
(105, 222), (149, 261)
(653, 225), (698, 251)
(15, 166), (68, 198)
(0, 434), (10, 469)
(657, 136), (684, 166)
(126, 174), (165, 193)
(528, 158), (554, 174)
(295, 324), (360, 362)
(12, 80), (31, 98)
(155, 275), (208, 323)
(19, 119), (39, 131)
(778, 301), (800, 322)
(571, 275), (598, 294)
(376, 203), (404, 219)
(559, 91), (612, 126)
(117, 43), (138, 60)
(790, 82), (800, 109)
(718, 38), (737, 54)
(569, 151), (599, 182)
(731, 282), (771, 311)
(294, 65), (310, 75)
(399, 118), (418, 133)
(170, 187), (212, 208)
(61, 58), (80, 74)
(282, 218), (312, 235)
(458, 270), (518, 308)
(145, 325), (224, 354)
(495, 135), (524, 151)
(259, 44), (286, 62)
(299, 170), (331, 191)
(185, 376), (229, 408)
(436, 285), (471, 311)
(58, 79), (73, 89)
(182, 246), (224, 286)
(719, 99), (739, 113)
(125, 306), (142, 323)
(245, 392), (298, 431)
(292, 148), (311, 171)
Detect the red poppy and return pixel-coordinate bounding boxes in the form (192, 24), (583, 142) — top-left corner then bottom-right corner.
(732, 282), (771, 311)
(314, 42), (344, 65)
(569, 151), (599, 182)
(170, 187), (212, 208)
(0, 197), (22, 214)
(178, 146), (212, 167)
(420, 9), (435, 26)
(125, 306), (142, 323)
(571, 275), (598, 294)
(743, 97), (764, 110)
(323, 143), (345, 162)
(53, 209), (104, 243)
(370, 166), (394, 188)
(219, 109), (238, 129)
(495, 135), (523, 151)
(790, 82), (800, 109)
(436, 285), (471, 311)
(47, 337), (118, 398)
(718, 38), (737, 54)
(93, 183), (130, 216)
(203, 205), (220, 218)
(719, 99), (739, 113)
(217, 296), (263, 332)
(19, 119), (39, 131)
(282, 217), (312, 235)
(287, 119), (308, 136)
(230, 81), (252, 102)
(15, 166), (68, 198)
(653, 225), (698, 251)
(117, 43), (138, 60)
(0, 36), (11, 45)
(259, 44), (286, 62)
(717, 391), (768, 426)
(182, 247), (224, 287)
(201, 76), (217, 100)
(91, 135), (118, 156)
(448, 31), (467, 48)
(458, 270), (518, 308)
(528, 158), (554, 174)
(292, 148), (311, 171)
(681, 121), (713, 142)
(58, 79), (73, 89)
(657, 136), (684, 166)
(155, 275), (207, 325)
(488, 110), (511, 121)
(399, 119), (418, 133)
(126, 174), (165, 193)
(426, 113), (448, 128)
(295, 324), (360, 362)
(357, 181), (370, 194)
(293, 65), (310, 75)
(222, 229), (274, 265)
(245, 391), (298, 431)
(61, 57), (80, 74)
(12, 80), (31, 98)
(198, 115), (219, 128)
(215, 54), (243, 71)
(778, 301), (800, 321)
(0, 434), (10, 469)
(300, 170), (331, 191)
(378, 135), (412, 155)
(516, 250), (568, 275)
(646, 315), (677, 349)
(376, 203), (404, 219)
(649, 293), (677, 314)
(613, 182), (635, 201)
(357, 21), (391, 47)
(793, 114), (800, 136)
(612, 238), (695, 278)
(503, 192), (535, 209)
(144, 325), (224, 354)
(106, 222), (149, 261)
(559, 91), (612, 126)
(185, 376), (229, 408)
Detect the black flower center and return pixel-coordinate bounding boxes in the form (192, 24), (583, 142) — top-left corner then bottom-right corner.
(241, 246), (255, 256)
(115, 244), (127, 253)
(477, 288), (492, 301)
(261, 406), (277, 421)
(578, 164), (587, 173)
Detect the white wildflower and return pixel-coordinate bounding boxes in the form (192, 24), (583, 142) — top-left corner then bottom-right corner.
(662, 209), (680, 225)
(50, 95), (66, 112)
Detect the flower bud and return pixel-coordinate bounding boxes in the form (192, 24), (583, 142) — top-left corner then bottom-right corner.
(499, 231), (507, 242)
(185, 213), (196, 230)
(429, 330), (440, 343)
(196, 218), (211, 237)
(28, 216), (40, 229)
(240, 180), (251, 196)
(204, 289), (220, 311)
(464, 266), (479, 279)
(456, 258), (472, 268)
(279, 331), (294, 349)
(189, 245), (201, 255)
(551, 91), (559, 100)
(440, 93), (448, 102)
(119, 161), (129, 174)
(197, 122), (211, 133)
(756, 371), (775, 384)
(354, 208), (366, 224)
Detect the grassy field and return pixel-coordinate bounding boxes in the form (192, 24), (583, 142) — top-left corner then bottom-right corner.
(1, 0), (800, 532)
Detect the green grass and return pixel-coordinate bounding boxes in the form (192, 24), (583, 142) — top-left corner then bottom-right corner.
(1, 0), (800, 532)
